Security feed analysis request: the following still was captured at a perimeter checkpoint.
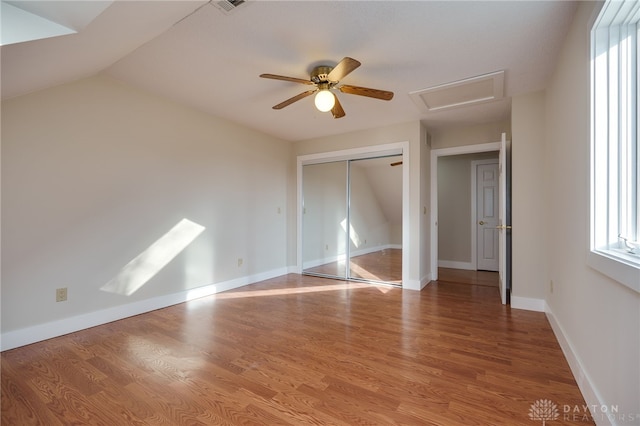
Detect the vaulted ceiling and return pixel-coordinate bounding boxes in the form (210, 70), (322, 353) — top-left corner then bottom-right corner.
(1, 1), (578, 142)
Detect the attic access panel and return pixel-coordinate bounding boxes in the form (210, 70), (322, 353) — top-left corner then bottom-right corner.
(410, 70), (504, 112)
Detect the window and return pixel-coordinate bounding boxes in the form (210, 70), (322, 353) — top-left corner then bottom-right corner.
(590, 0), (640, 292)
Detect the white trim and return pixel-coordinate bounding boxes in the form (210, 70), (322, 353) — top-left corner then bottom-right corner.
(350, 244), (402, 258)
(297, 144), (405, 166)
(297, 142), (410, 287)
(545, 303), (610, 425)
(589, 0), (640, 295)
(0, 267), (288, 351)
(403, 278), (424, 291)
(587, 251), (640, 293)
(510, 296), (545, 312)
(430, 142), (502, 281)
(303, 244), (401, 269)
(421, 274), (433, 288)
(438, 260), (474, 270)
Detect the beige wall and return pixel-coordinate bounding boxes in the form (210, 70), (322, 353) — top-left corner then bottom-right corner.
(521, 1), (639, 419)
(429, 120), (511, 150)
(1, 75), (291, 333)
(511, 91), (547, 300)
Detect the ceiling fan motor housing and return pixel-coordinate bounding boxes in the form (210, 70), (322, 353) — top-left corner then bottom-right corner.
(310, 66), (334, 84)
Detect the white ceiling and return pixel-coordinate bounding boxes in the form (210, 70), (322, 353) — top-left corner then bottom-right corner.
(1, 1), (578, 142)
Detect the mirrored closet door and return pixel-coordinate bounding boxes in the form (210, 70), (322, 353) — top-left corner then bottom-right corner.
(302, 161), (348, 279)
(302, 155), (402, 285)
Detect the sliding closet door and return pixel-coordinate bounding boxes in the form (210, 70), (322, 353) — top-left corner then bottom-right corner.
(302, 161), (348, 279)
(301, 154), (403, 285)
(348, 156), (403, 284)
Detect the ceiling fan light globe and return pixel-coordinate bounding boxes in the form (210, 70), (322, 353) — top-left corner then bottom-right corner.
(314, 90), (335, 112)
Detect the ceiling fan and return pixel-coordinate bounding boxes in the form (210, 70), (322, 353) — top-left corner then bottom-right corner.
(260, 57), (394, 119)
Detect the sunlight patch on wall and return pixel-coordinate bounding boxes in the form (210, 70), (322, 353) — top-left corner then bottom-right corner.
(101, 218), (205, 296)
(340, 218), (361, 248)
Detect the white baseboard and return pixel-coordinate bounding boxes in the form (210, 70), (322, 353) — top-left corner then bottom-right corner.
(545, 303), (611, 426)
(287, 265), (300, 274)
(510, 295), (545, 312)
(420, 274), (434, 289)
(0, 267), (288, 351)
(438, 260), (474, 270)
(402, 278), (423, 291)
(303, 245), (402, 269)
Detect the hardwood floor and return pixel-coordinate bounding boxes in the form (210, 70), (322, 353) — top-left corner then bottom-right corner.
(304, 248), (402, 285)
(2, 272), (592, 425)
(437, 267), (499, 288)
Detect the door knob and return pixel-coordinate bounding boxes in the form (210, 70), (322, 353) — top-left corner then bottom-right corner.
(478, 221), (486, 225)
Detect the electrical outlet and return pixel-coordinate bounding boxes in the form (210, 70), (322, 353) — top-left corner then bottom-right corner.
(550, 280), (554, 293)
(277, 207), (281, 214)
(56, 287), (67, 302)
(237, 258), (243, 267)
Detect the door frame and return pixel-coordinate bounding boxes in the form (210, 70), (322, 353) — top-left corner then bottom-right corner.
(430, 141), (501, 281)
(471, 158), (499, 271)
(296, 142), (410, 287)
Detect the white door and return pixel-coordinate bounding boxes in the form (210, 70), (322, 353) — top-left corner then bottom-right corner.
(498, 133), (508, 305)
(476, 162), (499, 271)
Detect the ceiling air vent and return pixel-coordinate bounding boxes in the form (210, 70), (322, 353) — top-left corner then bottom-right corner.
(213, 0), (245, 14)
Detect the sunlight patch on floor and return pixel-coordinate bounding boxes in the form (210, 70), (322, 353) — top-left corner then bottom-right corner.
(214, 281), (394, 300)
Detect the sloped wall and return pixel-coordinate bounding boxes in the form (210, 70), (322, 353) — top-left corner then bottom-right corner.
(1, 75), (291, 343)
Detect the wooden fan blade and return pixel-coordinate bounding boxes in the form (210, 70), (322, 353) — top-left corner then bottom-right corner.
(272, 90), (316, 110)
(331, 95), (345, 119)
(327, 57), (361, 82)
(260, 73), (314, 85)
(339, 84), (394, 101)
